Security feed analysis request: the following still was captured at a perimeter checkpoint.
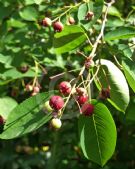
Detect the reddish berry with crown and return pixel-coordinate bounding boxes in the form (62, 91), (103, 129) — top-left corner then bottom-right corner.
(53, 21), (64, 32)
(85, 57), (94, 69)
(77, 95), (88, 105)
(42, 17), (52, 27)
(49, 96), (64, 110)
(81, 103), (94, 116)
(76, 87), (87, 96)
(59, 81), (71, 95)
(68, 16), (75, 24)
(99, 87), (110, 100)
(0, 115), (5, 125)
(85, 11), (94, 20)
(33, 86), (40, 93)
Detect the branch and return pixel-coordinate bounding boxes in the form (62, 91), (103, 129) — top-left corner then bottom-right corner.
(90, 0), (115, 58)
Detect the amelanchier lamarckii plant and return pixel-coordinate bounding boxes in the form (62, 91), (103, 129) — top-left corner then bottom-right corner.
(1, 0), (135, 167)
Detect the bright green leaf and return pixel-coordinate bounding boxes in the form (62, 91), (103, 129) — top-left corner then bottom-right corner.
(0, 97), (18, 119)
(53, 25), (87, 54)
(78, 101), (117, 167)
(105, 27), (135, 40)
(19, 6), (38, 21)
(0, 92), (54, 139)
(95, 59), (129, 112)
(122, 59), (135, 93)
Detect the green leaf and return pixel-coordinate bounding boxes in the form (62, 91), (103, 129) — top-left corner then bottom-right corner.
(7, 18), (26, 28)
(78, 0), (104, 30)
(78, 101), (117, 167)
(107, 6), (121, 18)
(122, 59), (135, 93)
(53, 25), (87, 54)
(0, 97), (18, 119)
(34, 0), (43, 5)
(95, 59), (129, 112)
(19, 6), (38, 21)
(0, 68), (41, 85)
(126, 100), (135, 123)
(24, 0), (35, 5)
(0, 92), (54, 139)
(105, 27), (135, 40)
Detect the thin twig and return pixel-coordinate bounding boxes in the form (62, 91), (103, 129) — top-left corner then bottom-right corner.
(90, 0), (115, 58)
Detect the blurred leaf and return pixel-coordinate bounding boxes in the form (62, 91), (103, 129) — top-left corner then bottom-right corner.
(95, 59), (129, 112)
(78, 0), (104, 30)
(24, 0), (35, 5)
(78, 101), (116, 167)
(7, 18), (26, 28)
(0, 68), (41, 85)
(34, 0), (44, 5)
(105, 27), (135, 40)
(0, 92), (54, 139)
(0, 97), (18, 119)
(118, 44), (133, 59)
(19, 6), (38, 21)
(107, 6), (122, 18)
(122, 59), (135, 92)
(126, 100), (135, 123)
(53, 25), (87, 54)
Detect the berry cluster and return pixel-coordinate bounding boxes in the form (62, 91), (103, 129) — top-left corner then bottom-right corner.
(44, 81), (95, 129)
(25, 84), (41, 96)
(42, 16), (75, 33)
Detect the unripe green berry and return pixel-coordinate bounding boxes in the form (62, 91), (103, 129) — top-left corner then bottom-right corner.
(51, 118), (62, 129)
(44, 101), (53, 112)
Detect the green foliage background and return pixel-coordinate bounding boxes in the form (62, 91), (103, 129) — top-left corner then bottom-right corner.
(0, 0), (135, 169)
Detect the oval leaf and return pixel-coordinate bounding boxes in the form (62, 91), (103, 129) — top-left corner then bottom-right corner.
(0, 92), (54, 139)
(78, 101), (117, 166)
(105, 27), (135, 40)
(122, 59), (135, 93)
(19, 6), (38, 21)
(53, 25), (87, 54)
(0, 97), (18, 119)
(95, 59), (129, 112)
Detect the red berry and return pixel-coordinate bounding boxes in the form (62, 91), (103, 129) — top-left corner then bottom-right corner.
(85, 57), (94, 69)
(77, 95), (88, 105)
(31, 92), (38, 96)
(76, 87), (87, 96)
(59, 81), (71, 95)
(49, 96), (64, 110)
(99, 88), (110, 100)
(81, 103), (94, 116)
(25, 84), (33, 92)
(85, 11), (94, 20)
(53, 21), (64, 32)
(33, 86), (40, 93)
(42, 17), (52, 27)
(0, 115), (5, 125)
(68, 17), (75, 24)
(18, 63), (29, 73)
